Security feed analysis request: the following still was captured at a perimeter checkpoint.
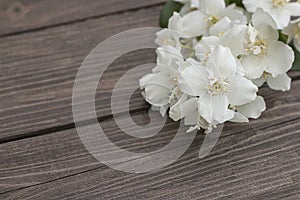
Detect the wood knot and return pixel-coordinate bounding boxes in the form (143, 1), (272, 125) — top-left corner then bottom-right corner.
(7, 2), (29, 20)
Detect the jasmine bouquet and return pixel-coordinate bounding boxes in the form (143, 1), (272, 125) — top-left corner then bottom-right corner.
(139, 0), (300, 133)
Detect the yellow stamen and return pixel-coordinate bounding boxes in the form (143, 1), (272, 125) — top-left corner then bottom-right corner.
(272, 0), (289, 7)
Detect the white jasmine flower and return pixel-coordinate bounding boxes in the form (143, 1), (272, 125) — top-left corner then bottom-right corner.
(140, 0), (297, 134)
(156, 11), (195, 48)
(283, 18), (300, 52)
(179, 46), (258, 126)
(139, 46), (184, 116)
(243, 0), (300, 29)
(191, 0), (247, 36)
(226, 9), (294, 79)
(230, 96), (266, 123)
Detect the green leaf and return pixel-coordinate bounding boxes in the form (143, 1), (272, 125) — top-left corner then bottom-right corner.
(225, 0), (244, 8)
(160, 0), (184, 28)
(278, 31), (288, 43)
(292, 46), (300, 71)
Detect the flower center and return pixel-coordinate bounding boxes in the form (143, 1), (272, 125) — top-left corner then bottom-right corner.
(162, 38), (175, 46)
(207, 15), (219, 26)
(169, 86), (182, 103)
(169, 75), (182, 103)
(246, 27), (267, 56)
(229, 105), (238, 112)
(197, 46), (214, 64)
(207, 79), (229, 96)
(247, 39), (267, 55)
(272, 0), (289, 7)
(263, 72), (272, 81)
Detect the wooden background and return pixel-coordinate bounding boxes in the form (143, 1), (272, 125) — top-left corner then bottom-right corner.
(0, 0), (299, 199)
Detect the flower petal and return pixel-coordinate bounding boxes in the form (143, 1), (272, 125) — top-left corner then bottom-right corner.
(252, 8), (277, 30)
(199, 0), (225, 16)
(169, 96), (198, 121)
(209, 16), (232, 36)
(268, 7), (292, 29)
(283, 19), (300, 43)
(151, 105), (169, 117)
(195, 36), (220, 61)
(198, 94), (232, 124)
(179, 59), (208, 96)
(143, 84), (170, 107)
(182, 11), (208, 36)
(237, 96), (266, 119)
(184, 111), (198, 126)
(155, 46), (183, 74)
(207, 45), (237, 79)
(223, 4), (247, 25)
(267, 73), (292, 91)
(140, 73), (172, 108)
(227, 75), (258, 106)
(241, 54), (268, 79)
(168, 12), (183, 31)
(285, 3), (300, 16)
(230, 112), (249, 123)
(190, 0), (200, 8)
(155, 29), (188, 48)
(252, 77), (265, 87)
(243, 0), (272, 13)
(266, 41), (294, 76)
(251, 9), (278, 41)
(220, 24), (248, 56)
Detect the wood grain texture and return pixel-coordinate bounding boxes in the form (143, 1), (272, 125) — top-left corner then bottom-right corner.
(0, 5), (162, 141)
(1, 0), (299, 143)
(0, 0), (166, 36)
(1, 0), (300, 199)
(1, 79), (300, 199)
(1, 116), (299, 199)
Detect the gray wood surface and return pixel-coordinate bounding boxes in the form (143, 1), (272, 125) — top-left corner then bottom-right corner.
(0, 5), (162, 141)
(1, 77), (300, 199)
(0, 0), (299, 199)
(0, 0), (165, 36)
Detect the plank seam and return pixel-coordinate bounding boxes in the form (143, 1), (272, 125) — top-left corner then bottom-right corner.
(0, 107), (147, 144)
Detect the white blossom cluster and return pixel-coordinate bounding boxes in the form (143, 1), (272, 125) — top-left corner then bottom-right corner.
(139, 0), (300, 133)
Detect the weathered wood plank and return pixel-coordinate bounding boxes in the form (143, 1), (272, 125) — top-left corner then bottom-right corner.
(1, 10), (300, 142)
(1, 2), (300, 143)
(1, 115), (299, 199)
(0, 6), (162, 141)
(1, 79), (300, 198)
(0, 0), (166, 36)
